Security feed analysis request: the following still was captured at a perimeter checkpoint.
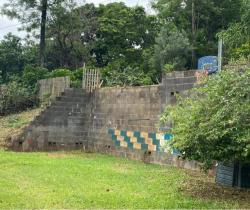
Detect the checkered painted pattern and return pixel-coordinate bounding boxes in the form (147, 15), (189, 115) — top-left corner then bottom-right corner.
(108, 128), (173, 152)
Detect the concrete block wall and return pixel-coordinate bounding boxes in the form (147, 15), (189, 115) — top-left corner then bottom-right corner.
(88, 85), (165, 151)
(14, 88), (92, 151)
(16, 71), (200, 170)
(38, 76), (70, 102)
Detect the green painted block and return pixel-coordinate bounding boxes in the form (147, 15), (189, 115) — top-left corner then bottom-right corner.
(112, 135), (117, 141)
(137, 137), (145, 144)
(156, 145), (161, 152)
(121, 130), (127, 137)
(134, 131), (140, 138)
(149, 133), (156, 139)
(115, 141), (120, 147)
(127, 142), (134, 149)
(108, 128), (114, 135)
(153, 139), (160, 146)
(141, 144), (148, 150)
(124, 136), (131, 143)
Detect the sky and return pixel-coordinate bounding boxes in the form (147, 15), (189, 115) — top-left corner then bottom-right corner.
(0, 0), (152, 40)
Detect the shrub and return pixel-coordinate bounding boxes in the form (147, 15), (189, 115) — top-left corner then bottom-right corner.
(70, 68), (83, 88)
(22, 65), (49, 88)
(160, 65), (250, 170)
(102, 64), (153, 86)
(48, 68), (72, 78)
(0, 81), (38, 115)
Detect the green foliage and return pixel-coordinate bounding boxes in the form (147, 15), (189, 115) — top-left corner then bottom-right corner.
(48, 69), (71, 78)
(163, 64), (174, 73)
(0, 34), (25, 83)
(92, 3), (159, 82)
(231, 42), (250, 59)
(0, 150), (246, 208)
(154, 25), (191, 71)
(0, 81), (38, 115)
(102, 62), (153, 86)
(70, 68), (83, 88)
(153, 0), (242, 67)
(160, 66), (250, 169)
(218, 0), (250, 59)
(22, 65), (49, 88)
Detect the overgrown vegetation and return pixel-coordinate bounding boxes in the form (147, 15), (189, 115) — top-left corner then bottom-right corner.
(160, 62), (250, 169)
(0, 108), (41, 147)
(0, 151), (249, 209)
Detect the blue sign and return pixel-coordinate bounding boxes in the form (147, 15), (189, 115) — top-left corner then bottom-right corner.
(198, 56), (218, 75)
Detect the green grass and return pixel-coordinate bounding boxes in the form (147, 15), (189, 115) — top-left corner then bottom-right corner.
(0, 150), (249, 209)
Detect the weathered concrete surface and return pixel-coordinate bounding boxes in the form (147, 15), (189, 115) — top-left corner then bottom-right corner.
(38, 76), (70, 102)
(15, 71), (200, 170)
(14, 89), (92, 151)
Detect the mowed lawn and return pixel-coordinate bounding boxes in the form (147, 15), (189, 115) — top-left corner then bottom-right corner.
(0, 150), (249, 209)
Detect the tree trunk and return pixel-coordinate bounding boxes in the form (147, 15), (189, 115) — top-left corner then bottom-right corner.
(191, 0), (196, 69)
(39, 0), (48, 67)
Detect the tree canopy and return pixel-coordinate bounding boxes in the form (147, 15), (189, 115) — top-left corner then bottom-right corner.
(0, 0), (249, 85)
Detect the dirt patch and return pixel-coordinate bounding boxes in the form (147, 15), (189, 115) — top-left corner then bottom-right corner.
(0, 108), (41, 148)
(47, 153), (75, 158)
(47, 151), (83, 158)
(179, 170), (250, 208)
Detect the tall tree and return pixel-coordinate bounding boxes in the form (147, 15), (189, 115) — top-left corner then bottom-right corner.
(219, 0), (250, 58)
(93, 3), (159, 68)
(153, 0), (242, 68)
(0, 33), (24, 83)
(1, 0), (77, 67)
(46, 3), (97, 68)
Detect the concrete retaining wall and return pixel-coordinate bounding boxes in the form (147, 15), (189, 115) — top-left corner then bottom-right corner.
(17, 71), (202, 171)
(38, 76), (70, 102)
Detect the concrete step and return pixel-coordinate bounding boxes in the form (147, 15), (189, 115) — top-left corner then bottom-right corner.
(64, 88), (91, 96)
(33, 120), (92, 127)
(51, 101), (86, 107)
(46, 106), (90, 113)
(56, 96), (91, 103)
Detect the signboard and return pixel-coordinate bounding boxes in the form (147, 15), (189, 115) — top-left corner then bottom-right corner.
(198, 56), (218, 75)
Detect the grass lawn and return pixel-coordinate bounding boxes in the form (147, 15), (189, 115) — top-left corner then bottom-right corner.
(0, 150), (249, 209)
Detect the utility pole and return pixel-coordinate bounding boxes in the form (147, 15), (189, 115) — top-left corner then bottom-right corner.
(191, 0), (196, 69)
(39, 0), (48, 67)
(218, 39), (223, 71)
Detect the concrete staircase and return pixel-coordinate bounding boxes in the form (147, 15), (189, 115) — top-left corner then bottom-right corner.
(16, 88), (92, 151)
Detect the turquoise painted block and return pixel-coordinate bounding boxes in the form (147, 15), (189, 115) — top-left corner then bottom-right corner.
(153, 139), (160, 146)
(112, 134), (117, 141)
(164, 133), (172, 140)
(156, 145), (162, 152)
(149, 133), (156, 139)
(141, 144), (148, 150)
(134, 131), (140, 138)
(124, 136), (131, 143)
(120, 130), (127, 137)
(108, 128), (114, 135)
(137, 137), (145, 144)
(127, 142), (134, 149)
(115, 141), (120, 147)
